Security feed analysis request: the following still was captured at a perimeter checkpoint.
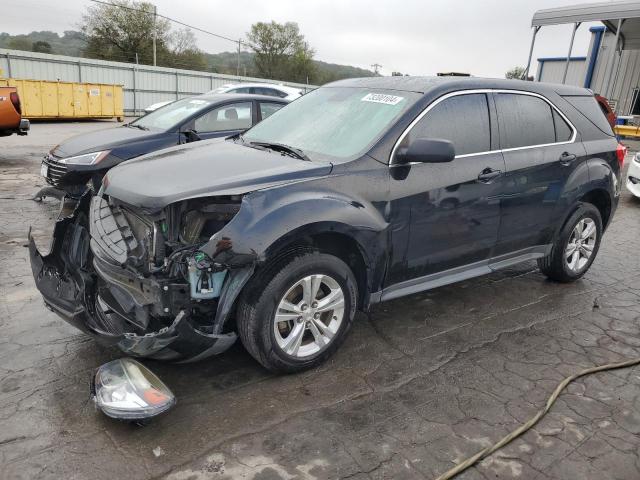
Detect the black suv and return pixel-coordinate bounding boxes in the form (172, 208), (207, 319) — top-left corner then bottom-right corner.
(30, 77), (622, 372)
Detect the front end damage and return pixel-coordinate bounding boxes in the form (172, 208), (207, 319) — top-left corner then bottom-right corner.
(29, 191), (256, 362)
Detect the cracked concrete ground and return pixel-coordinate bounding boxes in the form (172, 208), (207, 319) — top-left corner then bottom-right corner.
(1, 121), (640, 480)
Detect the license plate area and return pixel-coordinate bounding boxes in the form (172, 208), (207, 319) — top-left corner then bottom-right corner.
(40, 162), (48, 178)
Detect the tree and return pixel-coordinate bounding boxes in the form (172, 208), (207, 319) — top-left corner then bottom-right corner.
(247, 21), (315, 83)
(80, 0), (205, 70)
(7, 38), (32, 51)
(505, 66), (533, 81)
(32, 41), (52, 54)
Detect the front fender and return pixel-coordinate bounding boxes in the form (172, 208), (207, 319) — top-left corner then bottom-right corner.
(201, 185), (389, 326)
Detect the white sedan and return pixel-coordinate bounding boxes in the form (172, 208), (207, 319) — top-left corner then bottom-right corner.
(627, 153), (640, 198)
(206, 83), (303, 100)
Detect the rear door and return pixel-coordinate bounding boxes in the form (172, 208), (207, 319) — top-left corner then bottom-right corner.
(257, 101), (286, 122)
(493, 91), (585, 255)
(386, 92), (505, 286)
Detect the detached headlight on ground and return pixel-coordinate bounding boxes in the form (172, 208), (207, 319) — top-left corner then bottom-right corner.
(92, 358), (175, 421)
(59, 150), (110, 165)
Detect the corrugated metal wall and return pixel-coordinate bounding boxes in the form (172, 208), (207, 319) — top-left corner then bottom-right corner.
(537, 59), (587, 86)
(0, 49), (316, 116)
(589, 31), (640, 115)
(534, 28), (640, 116)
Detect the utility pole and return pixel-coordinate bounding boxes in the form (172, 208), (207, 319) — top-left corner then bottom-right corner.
(237, 39), (241, 78)
(371, 63), (382, 75)
(152, 5), (157, 66)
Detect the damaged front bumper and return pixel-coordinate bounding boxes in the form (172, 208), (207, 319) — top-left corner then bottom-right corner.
(29, 194), (238, 362)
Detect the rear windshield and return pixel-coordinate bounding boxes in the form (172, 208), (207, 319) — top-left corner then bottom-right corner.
(562, 95), (614, 137)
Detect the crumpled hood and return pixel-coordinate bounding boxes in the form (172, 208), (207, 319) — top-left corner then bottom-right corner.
(104, 138), (332, 209)
(51, 126), (157, 158)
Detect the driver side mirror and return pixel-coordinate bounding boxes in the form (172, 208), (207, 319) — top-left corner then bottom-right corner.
(395, 138), (455, 164)
(183, 129), (201, 143)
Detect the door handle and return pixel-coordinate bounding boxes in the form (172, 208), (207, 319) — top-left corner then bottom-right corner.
(559, 152), (577, 166)
(477, 168), (502, 183)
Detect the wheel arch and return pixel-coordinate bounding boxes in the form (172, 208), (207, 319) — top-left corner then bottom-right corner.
(579, 188), (612, 229)
(261, 223), (375, 309)
(205, 189), (389, 329)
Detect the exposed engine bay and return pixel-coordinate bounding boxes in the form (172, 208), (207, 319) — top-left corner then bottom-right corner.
(29, 190), (255, 361)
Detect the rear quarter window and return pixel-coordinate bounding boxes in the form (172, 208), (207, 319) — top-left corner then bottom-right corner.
(562, 95), (614, 136)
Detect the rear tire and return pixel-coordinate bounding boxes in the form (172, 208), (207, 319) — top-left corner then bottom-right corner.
(538, 203), (602, 282)
(236, 251), (358, 373)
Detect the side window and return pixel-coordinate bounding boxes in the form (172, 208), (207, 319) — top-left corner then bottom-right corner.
(253, 87), (276, 97)
(495, 93), (556, 149)
(260, 102), (284, 120)
(562, 95), (614, 136)
(553, 109), (573, 142)
(405, 93), (491, 156)
(194, 102), (252, 132)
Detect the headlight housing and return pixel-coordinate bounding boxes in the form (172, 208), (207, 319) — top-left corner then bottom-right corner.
(59, 150), (110, 165)
(634, 153), (640, 164)
(92, 358), (175, 420)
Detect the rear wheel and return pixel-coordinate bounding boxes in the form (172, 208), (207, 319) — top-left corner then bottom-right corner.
(538, 203), (602, 282)
(237, 252), (358, 373)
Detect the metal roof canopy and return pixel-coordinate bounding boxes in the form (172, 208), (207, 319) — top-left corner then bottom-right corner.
(525, 1), (640, 97)
(533, 1), (640, 49)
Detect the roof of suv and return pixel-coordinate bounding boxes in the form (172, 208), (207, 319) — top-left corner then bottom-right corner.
(327, 76), (591, 97)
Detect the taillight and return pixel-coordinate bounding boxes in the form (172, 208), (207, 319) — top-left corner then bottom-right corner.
(616, 143), (627, 168)
(9, 92), (21, 115)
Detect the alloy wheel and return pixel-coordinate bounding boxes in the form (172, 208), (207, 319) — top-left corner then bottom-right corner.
(565, 217), (597, 273)
(273, 274), (345, 358)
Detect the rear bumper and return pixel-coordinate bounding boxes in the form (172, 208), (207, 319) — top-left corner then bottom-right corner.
(28, 194), (237, 362)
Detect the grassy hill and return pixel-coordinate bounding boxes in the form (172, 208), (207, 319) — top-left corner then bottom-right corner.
(1, 30), (377, 84)
(204, 51), (376, 84)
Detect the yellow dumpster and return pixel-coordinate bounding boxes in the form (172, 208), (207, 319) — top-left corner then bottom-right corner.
(0, 78), (124, 121)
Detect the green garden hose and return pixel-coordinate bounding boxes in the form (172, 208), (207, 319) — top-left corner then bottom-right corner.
(434, 357), (640, 480)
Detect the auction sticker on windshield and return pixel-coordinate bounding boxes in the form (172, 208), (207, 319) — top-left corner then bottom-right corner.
(361, 93), (404, 105)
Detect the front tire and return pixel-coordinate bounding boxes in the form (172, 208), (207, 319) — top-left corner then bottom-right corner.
(237, 252), (358, 373)
(538, 203), (602, 282)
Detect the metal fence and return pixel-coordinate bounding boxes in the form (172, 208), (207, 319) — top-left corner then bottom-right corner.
(0, 49), (316, 116)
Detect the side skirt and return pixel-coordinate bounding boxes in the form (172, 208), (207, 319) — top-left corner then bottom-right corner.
(370, 244), (551, 304)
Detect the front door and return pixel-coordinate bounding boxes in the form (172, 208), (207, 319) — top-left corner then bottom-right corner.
(186, 101), (255, 141)
(385, 92), (505, 289)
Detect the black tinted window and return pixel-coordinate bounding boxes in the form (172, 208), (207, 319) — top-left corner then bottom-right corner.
(407, 93), (490, 156)
(495, 93), (555, 149)
(563, 95), (614, 136)
(553, 109), (572, 142)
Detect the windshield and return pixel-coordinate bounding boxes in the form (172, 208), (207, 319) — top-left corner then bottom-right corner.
(242, 87), (420, 161)
(131, 97), (216, 130)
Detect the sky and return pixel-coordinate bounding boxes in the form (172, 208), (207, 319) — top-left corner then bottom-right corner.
(2, 0), (601, 78)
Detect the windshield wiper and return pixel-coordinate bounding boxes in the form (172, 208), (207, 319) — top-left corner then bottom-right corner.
(249, 141), (311, 161)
